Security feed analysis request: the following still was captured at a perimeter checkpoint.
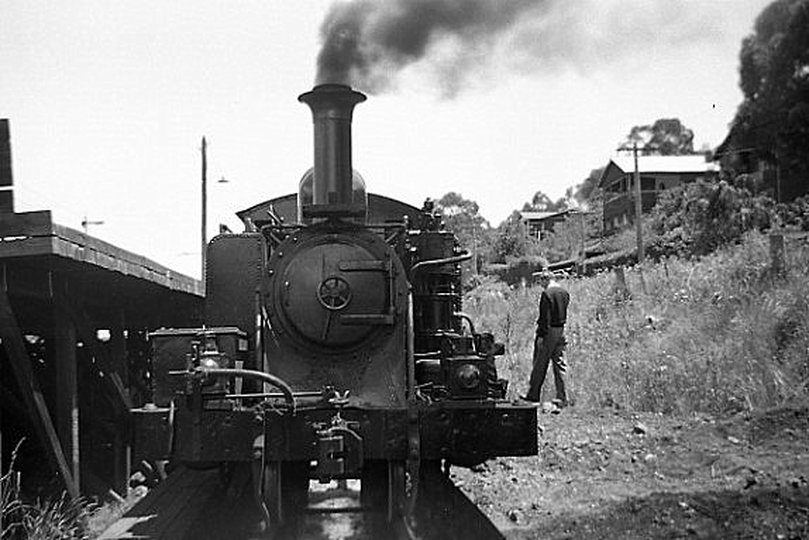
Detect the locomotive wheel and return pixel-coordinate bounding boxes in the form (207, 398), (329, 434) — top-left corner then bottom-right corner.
(361, 460), (406, 522)
(263, 460), (309, 526)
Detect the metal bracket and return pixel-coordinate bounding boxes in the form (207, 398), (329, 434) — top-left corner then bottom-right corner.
(314, 412), (363, 481)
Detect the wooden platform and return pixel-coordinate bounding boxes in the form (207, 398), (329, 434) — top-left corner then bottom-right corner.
(99, 467), (223, 540)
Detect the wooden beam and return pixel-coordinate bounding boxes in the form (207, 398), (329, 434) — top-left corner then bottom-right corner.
(53, 289), (132, 414)
(52, 280), (132, 496)
(110, 310), (128, 382)
(2, 264), (52, 300)
(0, 282), (78, 498)
(54, 301), (80, 489)
(109, 310), (131, 496)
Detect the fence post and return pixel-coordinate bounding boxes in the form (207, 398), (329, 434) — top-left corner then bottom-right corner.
(614, 266), (631, 301)
(770, 233), (785, 277)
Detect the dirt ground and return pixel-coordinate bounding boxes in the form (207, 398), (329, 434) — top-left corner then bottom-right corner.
(453, 399), (809, 539)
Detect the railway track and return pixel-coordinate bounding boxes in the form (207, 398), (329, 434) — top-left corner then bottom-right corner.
(101, 463), (505, 540)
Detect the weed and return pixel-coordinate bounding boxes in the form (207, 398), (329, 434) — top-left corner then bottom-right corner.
(1, 441), (25, 539)
(1, 440), (95, 540)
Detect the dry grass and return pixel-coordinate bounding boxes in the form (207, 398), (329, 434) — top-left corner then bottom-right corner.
(467, 230), (809, 415)
(1, 442), (25, 540)
(1, 440), (96, 540)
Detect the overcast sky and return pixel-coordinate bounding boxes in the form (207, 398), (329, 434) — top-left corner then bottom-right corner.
(0, 0), (772, 278)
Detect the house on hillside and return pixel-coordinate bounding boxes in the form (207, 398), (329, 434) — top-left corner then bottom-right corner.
(598, 154), (719, 233)
(520, 209), (574, 240)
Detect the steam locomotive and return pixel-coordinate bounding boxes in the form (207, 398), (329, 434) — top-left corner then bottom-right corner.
(133, 84), (537, 527)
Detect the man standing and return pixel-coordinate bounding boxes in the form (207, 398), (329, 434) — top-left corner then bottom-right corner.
(522, 270), (570, 407)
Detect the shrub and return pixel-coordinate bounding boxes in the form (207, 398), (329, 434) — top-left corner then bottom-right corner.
(486, 256), (547, 287)
(648, 180), (774, 259)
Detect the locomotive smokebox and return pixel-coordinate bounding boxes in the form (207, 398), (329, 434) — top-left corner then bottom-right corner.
(298, 84), (367, 218)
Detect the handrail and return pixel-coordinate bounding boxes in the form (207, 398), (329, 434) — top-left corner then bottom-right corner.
(409, 251), (472, 278)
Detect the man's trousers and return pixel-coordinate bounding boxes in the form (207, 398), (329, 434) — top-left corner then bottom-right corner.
(526, 326), (567, 403)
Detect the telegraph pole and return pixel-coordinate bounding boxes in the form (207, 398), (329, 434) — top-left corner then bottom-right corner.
(775, 148), (782, 203)
(201, 136), (207, 284)
(633, 142), (645, 263)
(579, 209), (586, 260)
(81, 216), (104, 235)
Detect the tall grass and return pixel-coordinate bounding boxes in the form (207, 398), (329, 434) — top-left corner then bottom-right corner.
(467, 231), (809, 415)
(1, 441), (24, 539)
(1, 440), (95, 540)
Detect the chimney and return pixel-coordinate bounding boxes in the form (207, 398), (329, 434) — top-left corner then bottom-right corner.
(298, 84), (366, 218)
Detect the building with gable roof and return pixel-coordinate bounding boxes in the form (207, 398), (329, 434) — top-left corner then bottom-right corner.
(519, 209), (575, 240)
(598, 154), (719, 233)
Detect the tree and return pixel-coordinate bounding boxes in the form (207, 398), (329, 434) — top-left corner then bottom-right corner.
(540, 206), (604, 263)
(721, 0), (809, 200)
(621, 118), (695, 155)
(521, 190), (569, 212)
(434, 192), (493, 271)
(491, 210), (541, 263)
(572, 167), (605, 207)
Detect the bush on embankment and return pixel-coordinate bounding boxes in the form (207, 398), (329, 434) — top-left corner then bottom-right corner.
(466, 230), (809, 415)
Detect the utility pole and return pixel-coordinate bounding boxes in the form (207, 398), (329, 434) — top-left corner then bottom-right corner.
(775, 148), (782, 203)
(201, 136), (207, 285)
(633, 142), (645, 263)
(472, 225), (478, 275)
(81, 216), (104, 235)
(579, 209), (586, 260)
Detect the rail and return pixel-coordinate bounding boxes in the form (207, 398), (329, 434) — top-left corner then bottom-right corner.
(101, 463), (506, 539)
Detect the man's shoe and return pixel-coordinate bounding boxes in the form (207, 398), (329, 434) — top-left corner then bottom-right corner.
(519, 395), (540, 402)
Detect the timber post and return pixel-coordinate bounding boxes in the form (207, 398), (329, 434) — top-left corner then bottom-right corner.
(0, 279), (79, 498)
(54, 279), (80, 491)
(110, 310), (131, 496)
(770, 233), (786, 277)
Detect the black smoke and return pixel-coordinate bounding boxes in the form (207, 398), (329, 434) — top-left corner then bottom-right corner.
(315, 0), (726, 97)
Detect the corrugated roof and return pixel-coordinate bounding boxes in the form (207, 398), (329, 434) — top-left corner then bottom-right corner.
(520, 211), (560, 221)
(609, 154), (719, 174)
(519, 209), (579, 221)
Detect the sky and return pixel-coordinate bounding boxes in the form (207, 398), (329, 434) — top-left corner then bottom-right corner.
(0, 0), (773, 279)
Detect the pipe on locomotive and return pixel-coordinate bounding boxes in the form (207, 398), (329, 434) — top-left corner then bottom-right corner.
(189, 367), (296, 413)
(298, 84), (367, 218)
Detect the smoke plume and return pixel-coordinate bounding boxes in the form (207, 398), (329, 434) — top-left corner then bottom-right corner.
(315, 0), (724, 96)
